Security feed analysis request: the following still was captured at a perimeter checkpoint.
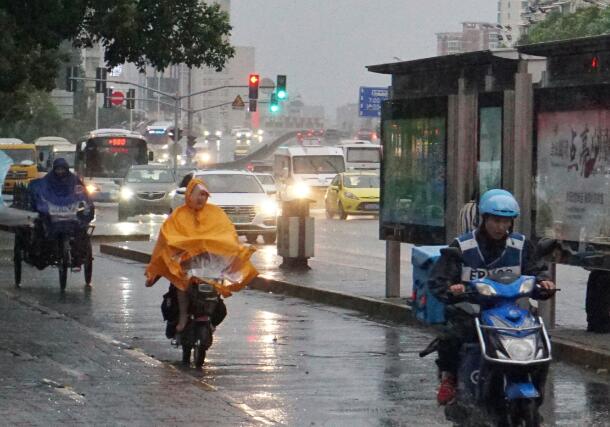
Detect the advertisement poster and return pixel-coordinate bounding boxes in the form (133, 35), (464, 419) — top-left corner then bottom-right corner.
(536, 110), (610, 246)
(382, 117), (446, 227)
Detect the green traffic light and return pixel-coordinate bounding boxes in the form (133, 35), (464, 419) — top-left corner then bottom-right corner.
(277, 89), (287, 99)
(270, 104), (279, 113)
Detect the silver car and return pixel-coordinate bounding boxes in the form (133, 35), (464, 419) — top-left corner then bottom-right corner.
(118, 164), (176, 221)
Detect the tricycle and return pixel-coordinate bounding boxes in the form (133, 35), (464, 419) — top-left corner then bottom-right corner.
(13, 200), (94, 290)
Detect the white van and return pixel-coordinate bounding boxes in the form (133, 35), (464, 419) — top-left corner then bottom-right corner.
(273, 145), (346, 204)
(34, 136), (73, 171)
(339, 139), (381, 170)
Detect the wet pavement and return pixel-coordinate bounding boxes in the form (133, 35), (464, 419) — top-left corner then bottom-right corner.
(0, 251), (608, 426)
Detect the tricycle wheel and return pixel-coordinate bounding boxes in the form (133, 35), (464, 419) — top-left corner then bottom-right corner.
(59, 239), (70, 291)
(13, 235), (22, 288)
(84, 238), (93, 286)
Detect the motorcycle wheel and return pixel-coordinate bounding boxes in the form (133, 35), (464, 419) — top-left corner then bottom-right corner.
(181, 345), (192, 366)
(519, 399), (541, 427)
(194, 324), (212, 369)
(84, 238), (93, 286)
(13, 234), (22, 288)
(59, 238), (70, 291)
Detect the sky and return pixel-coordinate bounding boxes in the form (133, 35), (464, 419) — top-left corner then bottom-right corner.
(230, 0), (498, 121)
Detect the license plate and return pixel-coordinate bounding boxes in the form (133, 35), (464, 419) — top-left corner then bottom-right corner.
(229, 214), (250, 223)
(364, 203), (379, 210)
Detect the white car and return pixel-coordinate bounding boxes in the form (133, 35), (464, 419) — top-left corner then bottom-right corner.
(170, 170), (278, 244)
(254, 173), (277, 195)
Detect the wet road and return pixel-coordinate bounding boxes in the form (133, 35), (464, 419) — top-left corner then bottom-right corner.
(1, 250), (608, 426)
(96, 202), (592, 329)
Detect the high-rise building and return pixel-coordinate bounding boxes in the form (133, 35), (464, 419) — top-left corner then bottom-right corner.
(437, 22), (500, 56)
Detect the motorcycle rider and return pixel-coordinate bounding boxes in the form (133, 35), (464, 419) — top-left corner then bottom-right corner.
(428, 189), (556, 405)
(145, 178), (257, 335)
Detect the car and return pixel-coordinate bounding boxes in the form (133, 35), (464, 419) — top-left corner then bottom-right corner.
(170, 169), (278, 244)
(118, 164), (176, 221)
(254, 173), (277, 195)
(354, 128), (379, 143)
(324, 171), (380, 220)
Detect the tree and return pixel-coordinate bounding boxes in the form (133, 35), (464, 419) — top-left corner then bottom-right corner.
(0, 1), (234, 130)
(519, 6), (610, 44)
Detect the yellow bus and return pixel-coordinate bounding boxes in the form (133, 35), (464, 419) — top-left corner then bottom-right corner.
(0, 139), (38, 194)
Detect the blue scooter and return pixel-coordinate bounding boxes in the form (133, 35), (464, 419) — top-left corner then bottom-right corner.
(422, 271), (554, 426)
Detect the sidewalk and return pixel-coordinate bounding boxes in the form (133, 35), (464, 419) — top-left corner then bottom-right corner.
(100, 240), (610, 371)
(0, 289), (269, 425)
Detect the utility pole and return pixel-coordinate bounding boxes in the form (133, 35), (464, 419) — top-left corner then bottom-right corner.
(187, 67), (193, 139)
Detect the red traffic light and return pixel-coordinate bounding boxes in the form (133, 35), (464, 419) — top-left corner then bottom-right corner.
(248, 74), (260, 100)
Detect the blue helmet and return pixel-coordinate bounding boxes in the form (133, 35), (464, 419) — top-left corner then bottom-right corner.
(479, 189), (520, 218)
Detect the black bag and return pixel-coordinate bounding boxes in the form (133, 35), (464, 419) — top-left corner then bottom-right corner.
(161, 286), (179, 322)
(212, 298), (227, 327)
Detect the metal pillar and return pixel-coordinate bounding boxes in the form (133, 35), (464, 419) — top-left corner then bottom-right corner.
(385, 240), (401, 298)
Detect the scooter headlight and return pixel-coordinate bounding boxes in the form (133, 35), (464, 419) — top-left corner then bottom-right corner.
(475, 283), (497, 296)
(519, 278), (535, 294)
(501, 337), (536, 361)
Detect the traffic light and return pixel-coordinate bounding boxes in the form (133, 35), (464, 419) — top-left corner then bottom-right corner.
(95, 67), (107, 93)
(66, 66), (78, 92)
(248, 73), (259, 99)
(249, 99), (257, 112)
(126, 88), (135, 109)
(103, 88), (113, 108)
(269, 92), (279, 113)
(276, 75), (287, 100)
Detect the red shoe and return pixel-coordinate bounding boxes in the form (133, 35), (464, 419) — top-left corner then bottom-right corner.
(437, 375), (457, 405)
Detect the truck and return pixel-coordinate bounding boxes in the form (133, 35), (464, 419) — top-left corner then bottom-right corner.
(338, 139), (381, 170)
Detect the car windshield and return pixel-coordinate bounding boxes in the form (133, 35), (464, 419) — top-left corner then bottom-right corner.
(346, 147), (380, 163)
(126, 169), (174, 183)
(196, 173), (264, 193)
(256, 174), (275, 185)
(293, 155), (345, 174)
(0, 148), (35, 164)
(343, 175), (380, 188)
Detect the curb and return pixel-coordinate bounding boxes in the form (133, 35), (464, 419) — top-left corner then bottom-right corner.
(99, 244), (610, 371)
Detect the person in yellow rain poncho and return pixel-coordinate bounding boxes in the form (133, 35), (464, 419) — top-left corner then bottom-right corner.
(145, 178), (258, 333)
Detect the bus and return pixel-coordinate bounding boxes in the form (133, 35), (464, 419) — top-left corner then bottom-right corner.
(34, 136), (74, 171)
(0, 139), (39, 194)
(75, 129), (149, 201)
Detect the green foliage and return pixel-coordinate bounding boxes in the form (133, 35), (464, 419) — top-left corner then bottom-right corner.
(0, 1), (234, 140)
(520, 6), (610, 45)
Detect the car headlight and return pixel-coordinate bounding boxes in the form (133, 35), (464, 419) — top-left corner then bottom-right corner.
(343, 191), (359, 200)
(288, 182), (311, 199)
(519, 277), (535, 294)
(168, 189), (176, 198)
(259, 199), (279, 216)
(86, 184), (98, 195)
(197, 152), (211, 163)
(120, 187), (134, 200)
(475, 283), (497, 296)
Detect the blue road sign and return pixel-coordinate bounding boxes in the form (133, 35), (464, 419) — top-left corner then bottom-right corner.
(359, 87), (389, 117)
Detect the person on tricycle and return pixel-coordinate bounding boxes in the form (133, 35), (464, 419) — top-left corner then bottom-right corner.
(27, 158), (94, 265)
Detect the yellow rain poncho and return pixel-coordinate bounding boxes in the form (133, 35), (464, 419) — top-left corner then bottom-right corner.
(145, 178), (258, 296)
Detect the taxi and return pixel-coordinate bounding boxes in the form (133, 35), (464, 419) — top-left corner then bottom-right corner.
(324, 171), (380, 219)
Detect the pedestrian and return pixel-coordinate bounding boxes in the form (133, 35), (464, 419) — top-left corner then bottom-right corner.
(144, 178), (258, 334)
(585, 269), (610, 333)
(428, 189), (556, 405)
(458, 190), (479, 234)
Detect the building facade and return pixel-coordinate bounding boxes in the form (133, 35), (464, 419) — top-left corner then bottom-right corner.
(437, 22), (500, 56)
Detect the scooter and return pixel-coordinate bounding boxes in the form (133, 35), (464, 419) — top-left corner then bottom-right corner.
(421, 271), (554, 427)
(163, 280), (226, 369)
